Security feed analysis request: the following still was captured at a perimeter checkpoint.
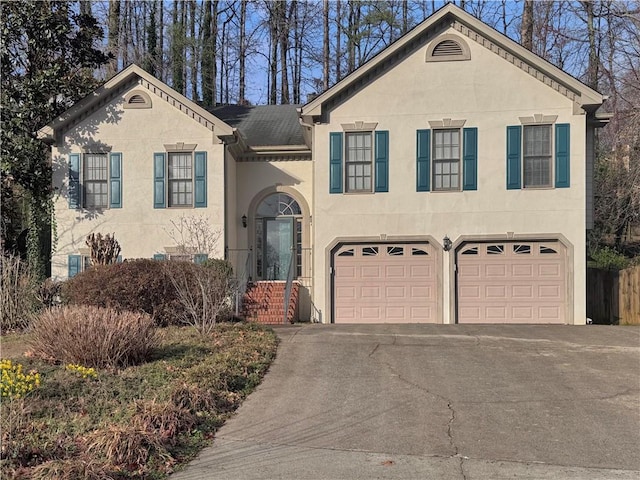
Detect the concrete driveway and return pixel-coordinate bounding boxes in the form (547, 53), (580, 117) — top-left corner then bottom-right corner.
(172, 324), (640, 480)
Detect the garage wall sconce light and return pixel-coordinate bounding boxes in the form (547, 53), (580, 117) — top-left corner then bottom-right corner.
(443, 235), (452, 252)
(242, 215), (247, 228)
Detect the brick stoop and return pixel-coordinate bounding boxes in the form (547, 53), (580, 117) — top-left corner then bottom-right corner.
(242, 281), (299, 325)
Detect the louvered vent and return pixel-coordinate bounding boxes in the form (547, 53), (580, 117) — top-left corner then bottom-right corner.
(128, 95), (146, 104)
(432, 40), (463, 57)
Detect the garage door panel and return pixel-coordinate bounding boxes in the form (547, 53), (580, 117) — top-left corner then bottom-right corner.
(457, 241), (566, 324)
(334, 243), (437, 323)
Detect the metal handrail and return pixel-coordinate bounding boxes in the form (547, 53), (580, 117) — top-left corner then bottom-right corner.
(283, 247), (296, 323)
(231, 248), (252, 316)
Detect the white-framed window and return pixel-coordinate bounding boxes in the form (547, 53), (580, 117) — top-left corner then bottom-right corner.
(168, 152), (193, 207)
(433, 129), (460, 191)
(83, 153), (109, 208)
(523, 125), (552, 188)
(345, 131), (373, 192)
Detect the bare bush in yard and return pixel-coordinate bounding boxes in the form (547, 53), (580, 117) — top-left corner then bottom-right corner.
(0, 253), (39, 330)
(31, 458), (115, 480)
(85, 232), (121, 266)
(168, 260), (234, 335)
(87, 424), (171, 472)
(30, 306), (158, 368)
(132, 399), (195, 445)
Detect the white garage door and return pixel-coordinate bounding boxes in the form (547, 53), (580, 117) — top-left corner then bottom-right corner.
(333, 243), (438, 323)
(457, 241), (567, 324)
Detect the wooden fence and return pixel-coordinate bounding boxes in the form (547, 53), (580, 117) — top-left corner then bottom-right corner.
(587, 265), (640, 325)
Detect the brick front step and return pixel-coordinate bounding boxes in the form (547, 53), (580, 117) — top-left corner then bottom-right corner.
(242, 281), (299, 324)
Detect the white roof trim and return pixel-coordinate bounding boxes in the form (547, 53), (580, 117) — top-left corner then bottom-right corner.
(38, 64), (234, 143)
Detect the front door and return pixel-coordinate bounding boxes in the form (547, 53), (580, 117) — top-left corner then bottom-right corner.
(264, 218), (294, 280)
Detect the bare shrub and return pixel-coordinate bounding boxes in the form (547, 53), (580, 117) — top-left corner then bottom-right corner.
(87, 425), (171, 471)
(169, 383), (216, 415)
(132, 400), (194, 445)
(85, 232), (121, 266)
(31, 458), (115, 480)
(30, 306), (158, 368)
(168, 260), (234, 335)
(0, 253), (39, 330)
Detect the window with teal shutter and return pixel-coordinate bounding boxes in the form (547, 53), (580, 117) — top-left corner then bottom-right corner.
(329, 132), (343, 193)
(68, 154), (81, 209)
(416, 130), (431, 191)
(506, 126), (522, 189)
(462, 128), (477, 190)
(153, 253), (166, 261)
(194, 151), (207, 207)
(153, 153), (166, 208)
(68, 255), (81, 278)
(109, 153), (122, 208)
(194, 253), (208, 264)
(374, 131), (389, 192)
(555, 124), (570, 188)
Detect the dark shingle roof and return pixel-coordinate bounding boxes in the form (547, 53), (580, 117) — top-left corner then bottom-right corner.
(211, 104), (304, 147)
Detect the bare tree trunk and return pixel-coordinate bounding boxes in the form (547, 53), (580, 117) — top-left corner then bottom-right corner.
(521, 0), (534, 50)
(323, 0), (330, 91)
(144, 0), (158, 75)
(336, 0), (342, 82)
(402, 0), (408, 34)
(158, 0), (165, 81)
(201, 0), (217, 108)
(172, 0), (185, 94)
(107, 0), (121, 77)
(268, 2), (278, 104)
(279, 1), (291, 104)
(189, 0), (199, 101)
(582, 0), (599, 90)
(239, 0), (247, 103)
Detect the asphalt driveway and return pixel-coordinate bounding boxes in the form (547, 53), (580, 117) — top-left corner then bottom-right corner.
(172, 324), (640, 480)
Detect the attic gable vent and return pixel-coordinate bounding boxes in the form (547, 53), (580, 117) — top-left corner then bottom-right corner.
(128, 95), (146, 104)
(123, 90), (152, 109)
(433, 40), (463, 57)
(426, 34), (471, 62)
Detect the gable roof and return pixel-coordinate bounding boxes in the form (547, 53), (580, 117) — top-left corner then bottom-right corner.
(212, 104), (305, 147)
(38, 64), (234, 144)
(300, 3), (604, 120)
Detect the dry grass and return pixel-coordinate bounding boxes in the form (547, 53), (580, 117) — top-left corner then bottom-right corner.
(30, 306), (159, 368)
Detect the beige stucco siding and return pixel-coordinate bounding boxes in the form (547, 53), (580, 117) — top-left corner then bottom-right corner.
(312, 28), (588, 324)
(51, 83), (225, 279)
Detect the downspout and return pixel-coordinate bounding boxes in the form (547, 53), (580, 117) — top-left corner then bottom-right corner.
(221, 128), (240, 260)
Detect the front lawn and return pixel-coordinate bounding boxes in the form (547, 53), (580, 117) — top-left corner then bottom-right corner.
(0, 323), (278, 479)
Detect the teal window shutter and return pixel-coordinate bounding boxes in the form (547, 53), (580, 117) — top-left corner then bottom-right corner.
(153, 253), (166, 261)
(416, 129), (431, 191)
(329, 132), (343, 193)
(194, 253), (208, 264)
(462, 128), (478, 191)
(374, 131), (389, 192)
(109, 153), (122, 208)
(506, 126), (522, 189)
(555, 123), (570, 188)
(68, 255), (81, 278)
(194, 151), (207, 207)
(153, 153), (166, 208)
(69, 154), (81, 209)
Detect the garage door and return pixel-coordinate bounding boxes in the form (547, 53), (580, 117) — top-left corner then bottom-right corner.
(457, 241), (567, 324)
(333, 243), (438, 323)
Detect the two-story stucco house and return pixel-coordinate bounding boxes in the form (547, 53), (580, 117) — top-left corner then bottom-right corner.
(40, 4), (607, 325)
